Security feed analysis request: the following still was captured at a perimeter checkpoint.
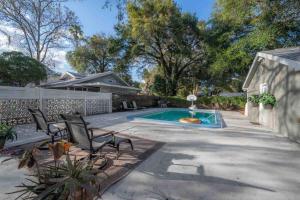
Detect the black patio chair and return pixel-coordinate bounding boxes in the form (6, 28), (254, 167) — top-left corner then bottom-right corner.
(28, 108), (66, 145)
(122, 101), (135, 111)
(132, 101), (146, 110)
(61, 114), (134, 159)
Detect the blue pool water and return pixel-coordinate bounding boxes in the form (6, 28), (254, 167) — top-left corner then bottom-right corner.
(129, 109), (222, 128)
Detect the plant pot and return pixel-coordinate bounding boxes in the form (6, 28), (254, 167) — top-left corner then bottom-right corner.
(263, 104), (273, 109)
(250, 102), (259, 107)
(0, 139), (6, 150)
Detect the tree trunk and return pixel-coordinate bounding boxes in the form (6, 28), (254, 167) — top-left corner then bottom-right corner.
(166, 78), (178, 96)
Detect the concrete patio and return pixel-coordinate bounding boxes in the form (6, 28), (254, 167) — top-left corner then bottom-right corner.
(1, 109), (300, 200)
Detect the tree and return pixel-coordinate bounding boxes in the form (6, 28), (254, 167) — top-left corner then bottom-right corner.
(69, 24), (84, 48)
(123, 0), (205, 96)
(205, 0), (300, 91)
(67, 34), (135, 84)
(0, 51), (47, 86)
(152, 74), (167, 96)
(0, 0), (78, 63)
(66, 34), (118, 73)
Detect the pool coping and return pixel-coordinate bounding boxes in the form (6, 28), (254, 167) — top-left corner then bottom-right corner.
(127, 108), (223, 128)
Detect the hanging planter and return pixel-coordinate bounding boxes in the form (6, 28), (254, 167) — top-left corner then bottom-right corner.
(248, 94), (260, 107)
(259, 93), (276, 108)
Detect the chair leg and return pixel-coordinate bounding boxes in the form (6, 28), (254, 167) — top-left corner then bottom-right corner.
(51, 135), (55, 144)
(58, 129), (63, 140)
(128, 139), (134, 151)
(116, 144), (120, 159)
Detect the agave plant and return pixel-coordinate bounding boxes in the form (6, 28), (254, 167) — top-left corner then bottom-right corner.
(8, 154), (102, 200)
(0, 123), (17, 149)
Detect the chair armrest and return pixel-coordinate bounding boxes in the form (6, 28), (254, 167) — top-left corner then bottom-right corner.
(88, 127), (115, 138)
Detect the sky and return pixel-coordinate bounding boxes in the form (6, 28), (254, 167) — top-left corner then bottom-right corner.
(0, 0), (216, 81)
(65, 0), (216, 36)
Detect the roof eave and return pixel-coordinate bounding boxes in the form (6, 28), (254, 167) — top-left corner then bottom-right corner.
(242, 51), (300, 91)
(242, 55), (259, 91)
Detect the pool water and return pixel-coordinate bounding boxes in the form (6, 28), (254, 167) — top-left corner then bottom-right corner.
(142, 110), (216, 124)
(129, 109), (222, 128)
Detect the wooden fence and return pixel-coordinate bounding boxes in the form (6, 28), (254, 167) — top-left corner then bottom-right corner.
(0, 86), (112, 125)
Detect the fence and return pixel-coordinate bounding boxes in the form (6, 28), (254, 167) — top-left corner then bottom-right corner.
(0, 86), (112, 125)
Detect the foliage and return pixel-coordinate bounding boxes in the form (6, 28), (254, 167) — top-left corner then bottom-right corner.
(204, 0), (300, 91)
(67, 34), (134, 83)
(0, 123), (16, 142)
(67, 34), (116, 73)
(259, 93), (276, 107)
(9, 145), (101, 200)
(0, 0), (78, 63)
(152, 74), (167, 96)
(0, 51), (47, 86)
(122, 0), (206, 96)
(166, 96), (247, 110)
(248, 94), (260, 105)
(69, 24), (84, 48)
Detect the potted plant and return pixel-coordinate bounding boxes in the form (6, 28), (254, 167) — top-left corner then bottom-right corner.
(259, 93), (276, 108)
(248, 94), (260, 107)
(0, 123), (17, 149)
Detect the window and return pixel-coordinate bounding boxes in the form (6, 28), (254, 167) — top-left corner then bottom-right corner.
(107, 79), (115, 83)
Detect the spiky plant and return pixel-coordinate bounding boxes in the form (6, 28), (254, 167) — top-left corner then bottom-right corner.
(0, 123), (17, 149)
(9, 152), (102, 200)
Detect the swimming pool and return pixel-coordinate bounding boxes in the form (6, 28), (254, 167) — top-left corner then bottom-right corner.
(128, 109), (223, 128)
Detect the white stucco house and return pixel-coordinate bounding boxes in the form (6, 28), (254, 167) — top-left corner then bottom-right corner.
(243, 47), (300, 142)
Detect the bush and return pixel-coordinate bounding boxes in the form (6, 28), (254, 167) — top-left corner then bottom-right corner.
(259, 93), (276, 107)
(166, 96), (246, 110)
(248, 94), (260, 105)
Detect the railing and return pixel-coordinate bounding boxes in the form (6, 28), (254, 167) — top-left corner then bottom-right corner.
(0, 86), (112, 125)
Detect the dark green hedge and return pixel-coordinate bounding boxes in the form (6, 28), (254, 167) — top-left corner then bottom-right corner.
(166, 96), (246, 110)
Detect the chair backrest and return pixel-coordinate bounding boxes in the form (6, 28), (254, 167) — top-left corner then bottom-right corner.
(132, 101), (137, 109)
(28, 108), (48, 131)
(61, 114), (91, 150)
(122, 101), (129, 109)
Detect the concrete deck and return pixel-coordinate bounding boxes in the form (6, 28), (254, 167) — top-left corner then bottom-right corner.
(1, 109), (300, 200)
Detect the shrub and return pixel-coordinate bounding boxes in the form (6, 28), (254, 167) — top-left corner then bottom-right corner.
(259, 93), (276, 107)
(0, 123), (17, 149)
(248, 94), (260, 105)
(166, 96), (246, 110)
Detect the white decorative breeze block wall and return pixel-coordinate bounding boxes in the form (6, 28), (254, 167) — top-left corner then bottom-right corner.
(0, 86), (112, 125)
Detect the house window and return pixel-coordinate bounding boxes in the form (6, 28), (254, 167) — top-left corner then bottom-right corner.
(108, 79), (115, 83)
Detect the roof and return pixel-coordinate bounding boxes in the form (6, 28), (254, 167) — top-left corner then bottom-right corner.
(260, 47), (300, 62)
(74, 82), (141, 91)
(242, 47), (300, 90)
(40, 71), (138, 91)
(63, 71), (86, 79)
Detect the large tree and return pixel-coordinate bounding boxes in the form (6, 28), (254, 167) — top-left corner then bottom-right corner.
(0, 51), (47, 86)
(122, 0), (205, 96)
(205, 0), (300, 91)
(0, 0), (77, 63)
(66, 34), (119, 73)
(66, 34), (135, 83)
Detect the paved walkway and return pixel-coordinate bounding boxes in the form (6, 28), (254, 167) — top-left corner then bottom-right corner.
(2, 109), (300, 200)
(101, 110), (300, 200)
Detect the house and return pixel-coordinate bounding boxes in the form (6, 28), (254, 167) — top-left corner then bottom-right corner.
(59, 71), (85, 81)
(243, 47), (300, 142)
(40, 71), (141, 95)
